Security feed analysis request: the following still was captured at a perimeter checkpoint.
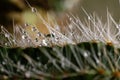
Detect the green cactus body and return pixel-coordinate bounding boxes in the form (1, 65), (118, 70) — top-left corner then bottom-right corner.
(0, 42), (120, 79)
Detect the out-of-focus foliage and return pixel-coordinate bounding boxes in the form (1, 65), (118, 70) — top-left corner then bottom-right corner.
(0, 0), (79, 25)
(0, 0), (24, 26)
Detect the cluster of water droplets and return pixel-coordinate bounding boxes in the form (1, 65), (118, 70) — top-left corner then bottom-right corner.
(0, 2), (120, 48)
(0, 23), (75, 47)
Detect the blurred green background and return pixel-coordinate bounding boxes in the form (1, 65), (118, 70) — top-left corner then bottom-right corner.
(0, 0), (120, 31)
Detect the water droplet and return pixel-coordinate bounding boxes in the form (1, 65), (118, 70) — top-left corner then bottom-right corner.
(2, 61), (6, 65)
(42, 40), (47, 46)
(35, 38), (38, 42)
(5, 34), (10, 38)
(69, 17), (72, 21)
(37, 32), (41, 37)
(52, 32), (55, 36)
(1, 68), (4, 72)
(12, 39), (16, 43)
(45, 33), (55, 38)
(5, 43), (8, 46)
(116, 26), (119, 29)
(1, 26), (3, 29)
(83, 52), (89, 58)
(20, 65), (25, 71)
(25, 71), (31, 78)
(96, 59), (100, 64)
(88, 16), (91, 20)
(24, 23), (29, 27)
(31, 7), (37, 13)
(54, 38), (59, 42)
(22, 30), (27, 34)
(70, 32), (73, 36)
(22, 35), (27, 39)
(98, 52), (101, 57)
(31, 26), (37, 32)
(38, 44), (42, 47)
(69, 24), (74, 30)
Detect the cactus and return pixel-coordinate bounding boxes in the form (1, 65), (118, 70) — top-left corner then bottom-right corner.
(0, 41), (120, 79)
(0, 0), (120, 80)
(0, 42), (119, 80)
